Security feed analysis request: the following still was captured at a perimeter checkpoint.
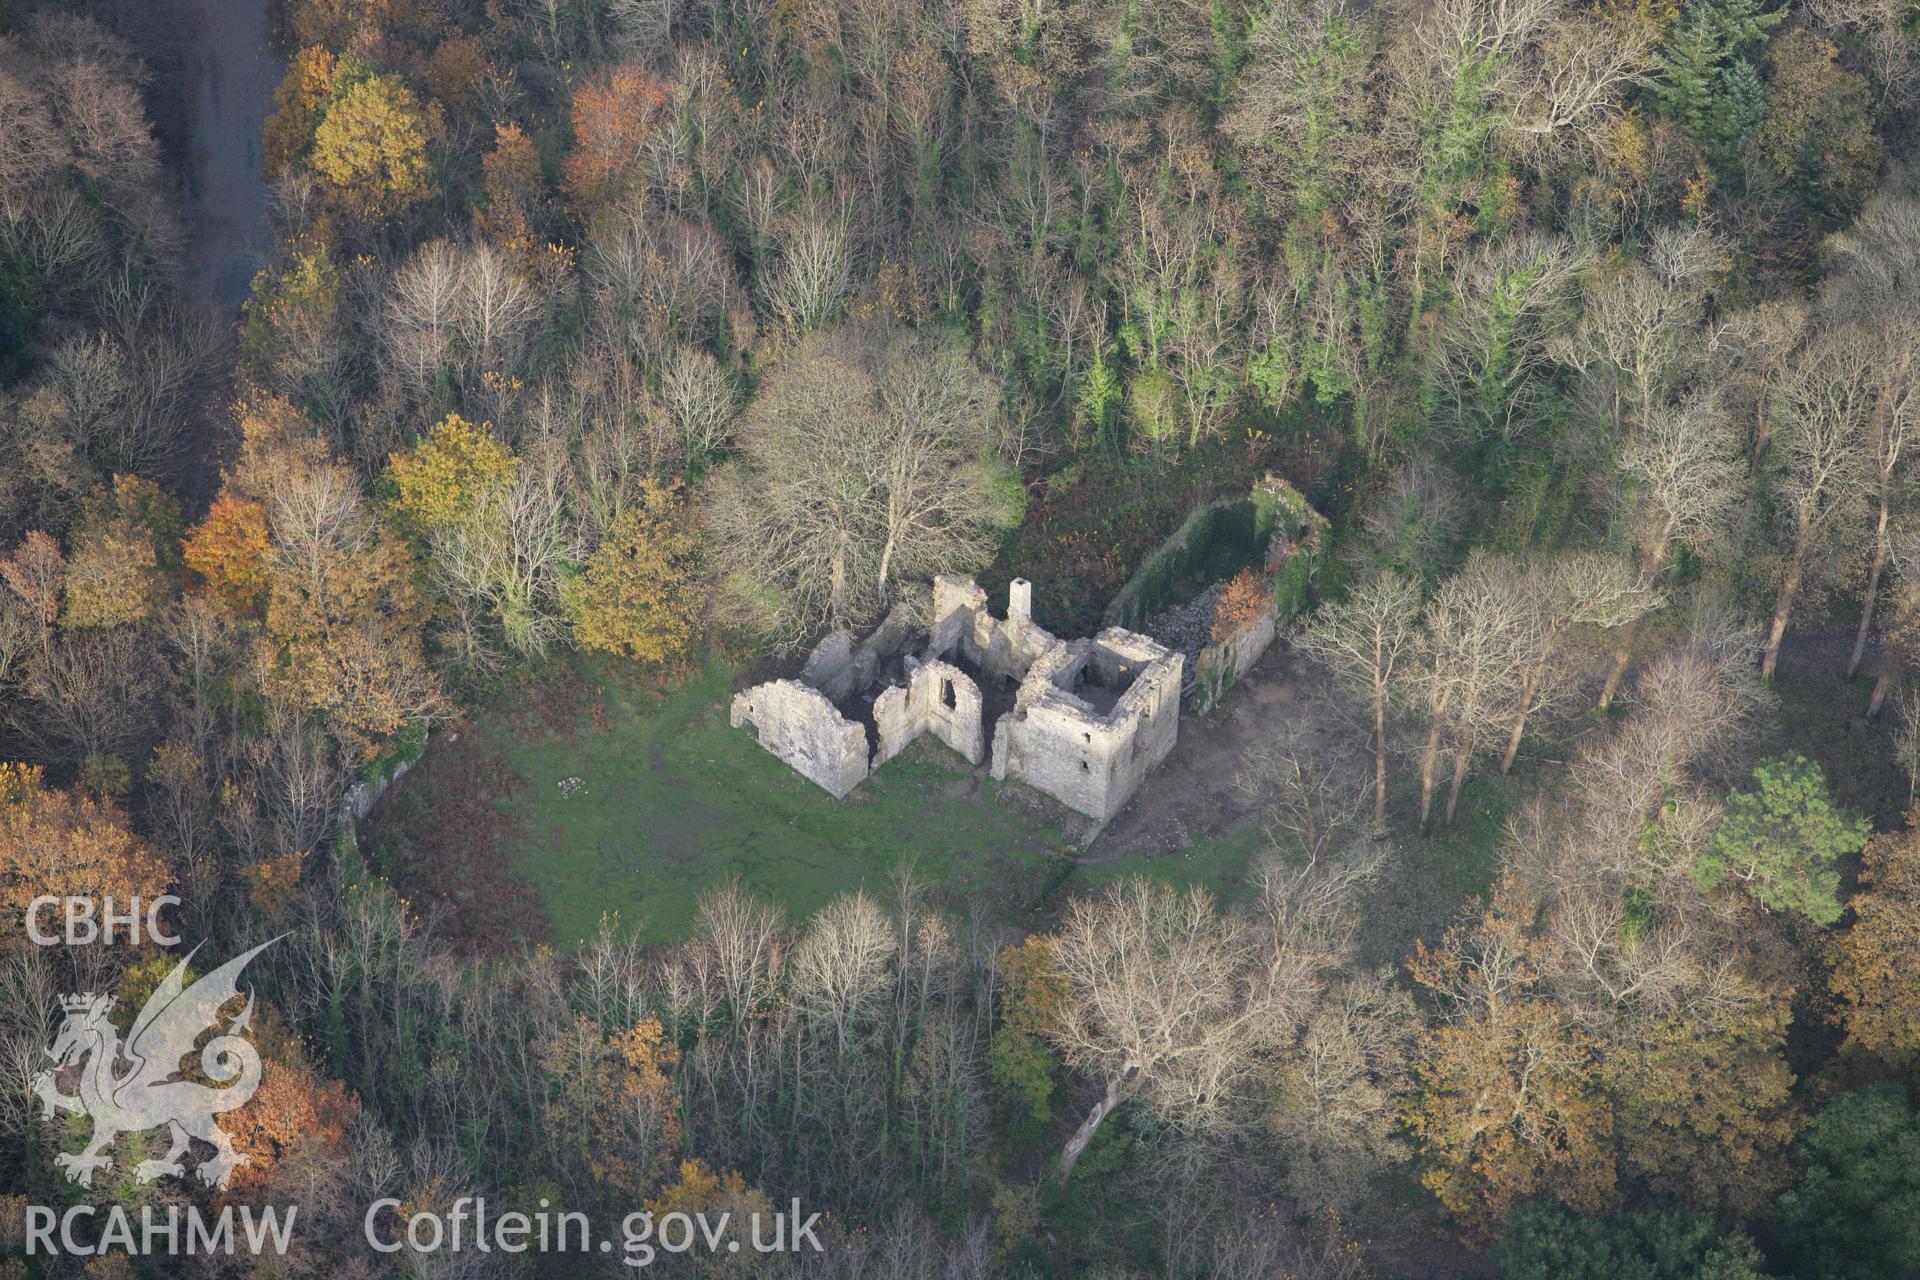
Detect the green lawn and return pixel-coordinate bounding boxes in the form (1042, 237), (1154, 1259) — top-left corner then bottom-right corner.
(1072, 824), (1268, 903)
(412, 624), (1909, 955)
(382, 656), (1292, 947)
(478, 659), (1087, 943)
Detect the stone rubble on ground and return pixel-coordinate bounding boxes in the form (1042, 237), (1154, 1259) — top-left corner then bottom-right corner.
(1143, 580), (1228, 668)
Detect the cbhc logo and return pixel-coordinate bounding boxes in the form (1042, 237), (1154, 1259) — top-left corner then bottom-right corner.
(25, 896), (181, 946)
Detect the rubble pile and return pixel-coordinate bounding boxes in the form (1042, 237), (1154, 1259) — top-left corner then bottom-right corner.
(1144, 580), (1228, 667)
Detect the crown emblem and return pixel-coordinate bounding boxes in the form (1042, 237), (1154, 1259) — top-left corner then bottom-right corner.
(60, 993), (108, 1014)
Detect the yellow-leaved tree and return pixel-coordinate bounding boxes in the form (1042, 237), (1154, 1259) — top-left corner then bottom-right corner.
(62, 476), (181, 629)
(183, 495), (272, 616)
(310, 73), (432, 219)
(562, 481), (700, 667)
(384, 413), (518, 538)
(1832, 821), (1920, 1062)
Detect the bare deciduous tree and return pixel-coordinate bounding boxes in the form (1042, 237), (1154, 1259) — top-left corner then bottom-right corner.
(1599, 392), (1744, 705)
(19, 624), (159, 767)
(760, 201), (853, 334)
(1498, 550), (1657, 773)
(1429, 232), (1584, 441)
(1048, 880), (1266, 1179)
(1561, 226), (1719, 438)
(1408, 553), (1534, 826)
(658, 344), (738, 468)
(790, 891), (895, 1055)
(1264, 967), (1416, 1210)
(385, 239), (463, 395)
(1761, 336), (1874, 679)
(1049, 857), (1368, 1179)
(1711, 301), (1810, 474)
(456, 240), (541, 375)
(1820, 191), (1920, 677)
(429, 440), (577, 659)
(707, 326), (1015, 640)
(1894, 684), (1920, 805)
(1293, 570), (1422, 823)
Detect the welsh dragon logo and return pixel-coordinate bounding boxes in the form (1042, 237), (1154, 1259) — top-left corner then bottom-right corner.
(32, 938), (280, 1190)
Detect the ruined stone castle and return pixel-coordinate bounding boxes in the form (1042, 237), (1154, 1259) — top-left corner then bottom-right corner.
(730, 575), (1183, 828)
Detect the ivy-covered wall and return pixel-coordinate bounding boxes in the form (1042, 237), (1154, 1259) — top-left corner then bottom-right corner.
(1104, 477), (1327, 632)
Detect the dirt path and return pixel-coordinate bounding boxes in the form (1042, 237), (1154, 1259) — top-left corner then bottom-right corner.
(1084, 641), (1314, 862)
(180, 0), (280, 307)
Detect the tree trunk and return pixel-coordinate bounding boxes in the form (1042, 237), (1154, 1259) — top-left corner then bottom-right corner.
(1059, 1075), (1126, 1181)
(1444, 745), (1471, 826)
(1599, 538), (1670, 711)
(1373, 688), (1388, 826)
(1849, 500), (1891, 679)
(1762, 548), (1808, 681)
(1501, 643), (1555, 774)
(1870, 664), (1895, 719)
(830, 545), (847, 627)
(1596, 631), (1633, 711)
(876, 530), (897, 604)
(1418, 715), (1444, 828)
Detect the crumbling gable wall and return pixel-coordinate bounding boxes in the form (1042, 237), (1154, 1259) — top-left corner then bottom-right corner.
(933, 574), (1056, 688)
(729, 680), (871, 798)
(873, 657), (984, 768)
(801, 602), (919, 704)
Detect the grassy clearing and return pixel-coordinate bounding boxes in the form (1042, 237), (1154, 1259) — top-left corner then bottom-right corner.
(1357, 777), (1512, 967)
(478, 658), (1092, 944)
(378, 654), (1293, 948)
(1068, 824), (1267, 905)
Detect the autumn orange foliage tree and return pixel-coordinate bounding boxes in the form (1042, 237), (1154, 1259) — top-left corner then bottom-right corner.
(1210, 569), (1272, 641)
(223, 1031), (359, 1196)
(1404, 881), (1616, 1231)
(478, 122), (547, 262)
(0, 762), (169, 931)
(1, 531), (65, 637)
(210, 396), (445, 758)
(184, 496), (272, 616)
(643, 1160), (777, 1274)
(1831, 820), (1920, 1062)
(561, 64), (672, 210)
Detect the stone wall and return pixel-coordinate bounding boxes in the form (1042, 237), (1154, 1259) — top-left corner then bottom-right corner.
(1190, 606), (1278, 714)
(934, 573), (1058, 687)
(800, 602), (920, 704)
(873, 657), (985, 768)
(729, 680), (871, 798)
(990, 627), (1182, 825)
(798, 630), (861, 703)
(737, 576), (1184, 831)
